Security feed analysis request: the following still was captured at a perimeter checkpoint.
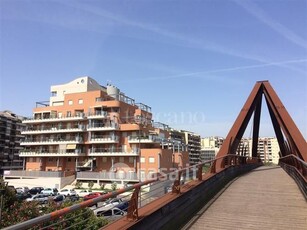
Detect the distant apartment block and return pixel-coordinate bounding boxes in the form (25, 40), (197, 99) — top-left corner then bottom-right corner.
(200, 136), (280, 164)
(200, 136), (224, 162)
(0, 111), (25, 174)
(20, 77), (188, 184)
(247, 137), (280, 164)
(182, 131), (201, 165)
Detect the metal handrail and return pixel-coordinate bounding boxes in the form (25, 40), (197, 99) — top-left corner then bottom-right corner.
(3, 154), (259, 230)
(279, 154), (307, 166)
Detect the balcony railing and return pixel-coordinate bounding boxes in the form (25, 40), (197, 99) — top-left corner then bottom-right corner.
(128, 135), (162, 143)
(87, 123), (119, 131)
(87, 111), (108, 119)
(21, 137), (83, 145)
(19, 149), (85, 157)
(88, 147), (139, 156)
(89, 135), (119, 143)
(23, 113), (85, 123)
(21, 125), (86, 134)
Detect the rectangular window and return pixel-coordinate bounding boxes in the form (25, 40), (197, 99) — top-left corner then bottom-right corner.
(51, 91), (57, 97)
(129, 157), (134, 163)
(68, 100), (73, 105)
(140, 157), (145, 163)
(102, 157), (107, 163)
(78, 99), (83, 104)
(149, 157), (155, 163)
(67, 158), (71, 162)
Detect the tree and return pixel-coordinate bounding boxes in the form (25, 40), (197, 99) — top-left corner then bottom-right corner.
(88, 181), (95, 190)
(0, 179), (108, 229)
(75, 181), (83, 189)
(111, 182), (117, 191)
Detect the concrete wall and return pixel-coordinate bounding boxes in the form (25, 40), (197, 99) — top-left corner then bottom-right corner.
(5, 175), (75, 190)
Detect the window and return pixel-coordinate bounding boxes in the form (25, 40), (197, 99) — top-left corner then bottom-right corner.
(51, 91), (57, 97)
(78, 99), (83, 104)
(67, 111), (71, 117)
(102, 157), (107, 163)
(67, 158), (71, 162)
(149, 157), (155, 163)
(140, 157), (145, 163)
(68, 100), (73, 105)
(129, 157), (134, 163)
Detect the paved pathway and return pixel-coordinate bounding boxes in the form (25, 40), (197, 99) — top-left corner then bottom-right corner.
(189, 166), (307, 230)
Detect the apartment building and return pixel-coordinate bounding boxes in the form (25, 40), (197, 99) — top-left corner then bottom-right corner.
(0, 111), (25, 175)
(247, 137), (280, 164)
(20, 77), (188, 183)
(181, 131), (201, 165)
(200, 136), (224, 162)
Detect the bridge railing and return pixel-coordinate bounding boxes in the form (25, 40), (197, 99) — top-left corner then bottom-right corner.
(3, 154), (259, 230)
(279, 154), (307, 199)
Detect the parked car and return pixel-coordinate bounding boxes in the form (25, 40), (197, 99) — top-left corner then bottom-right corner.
(53, 194), (65, 205)
(93, 198), (128, 216)
(16, 186), (29, 194)
(83, 192), (106, 201)
(76, 189), (92, 197)
(58, 188), (77, 197)
(95, 207), (127, 220)
(65, 194), (79, 202)
(16, 192), (32, 201)
(26, 194), (51, 204)
(29, 187), (44, 195)
(41, 188), (58, 196)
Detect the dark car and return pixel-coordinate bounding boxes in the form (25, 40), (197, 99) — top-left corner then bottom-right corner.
(16, 192), (32, 201)
(29, 187), (44, 195)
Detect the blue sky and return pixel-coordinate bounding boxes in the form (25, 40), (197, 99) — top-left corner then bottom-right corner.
(1, 0), (306, 139)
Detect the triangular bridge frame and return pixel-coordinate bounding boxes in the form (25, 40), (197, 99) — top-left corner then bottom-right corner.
(215, 81), (307, 166)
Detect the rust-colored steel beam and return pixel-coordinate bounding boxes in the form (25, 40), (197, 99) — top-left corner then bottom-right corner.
(262, 82), (307, 161)
(215, 82), (263, 169)
(215, 80), (306, 172)
(127, 187), (140, 220)
(252, 94), (262, 158)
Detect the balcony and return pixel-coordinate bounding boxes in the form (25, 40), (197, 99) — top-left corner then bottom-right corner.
(87, 111), (108, 119)
(21, 137), (83, 146)
(87, 123), (119, 131)
(19, 149), (85, 157)
(23, 113), (85, 123)
(88, 147), (139, 156)
(89, 135), (119, 143)
(21, 125), (86, 134)
(128, 135), (162, 143)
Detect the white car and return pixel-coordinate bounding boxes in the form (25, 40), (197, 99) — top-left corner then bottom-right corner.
(58, 188), (77, 197)
(26, 194), (51, 204)
(95, 207), (127, 220)
(93, 198), (128, 216)
(76, 189), (92, 198)
(16, 186), (29, 194)
(41, 188), (58, 195)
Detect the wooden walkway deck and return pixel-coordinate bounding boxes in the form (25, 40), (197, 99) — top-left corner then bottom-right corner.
(187, 166), (307, 230)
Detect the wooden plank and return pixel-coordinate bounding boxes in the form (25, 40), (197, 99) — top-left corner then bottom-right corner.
(189, 166), (307, 230)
